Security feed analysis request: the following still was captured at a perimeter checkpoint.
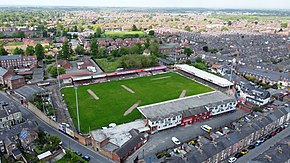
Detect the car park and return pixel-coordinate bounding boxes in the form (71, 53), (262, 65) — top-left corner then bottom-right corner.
(228, 157), (237, 163)
(82, 155), (90, 161)
(241, 149), (248, 155)
(171, 137), (181, 145)
(200, 125), (212, 132)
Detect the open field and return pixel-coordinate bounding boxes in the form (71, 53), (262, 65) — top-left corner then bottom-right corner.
(5, 41), (24, 46)
(61, 72), (213, 133)
(103, 31), (147, 38)
(95, 58), (120, 72)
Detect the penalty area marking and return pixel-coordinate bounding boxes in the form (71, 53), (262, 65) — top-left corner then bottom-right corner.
(121, 85), (135, 94)
(87, 89), (99, 100)
(124, 100), (141, 116)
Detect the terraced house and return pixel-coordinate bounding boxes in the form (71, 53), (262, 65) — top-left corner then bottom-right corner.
(184, 107), (290, 163)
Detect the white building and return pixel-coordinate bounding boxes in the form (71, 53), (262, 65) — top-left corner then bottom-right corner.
(205, 99), (237, 116)
(176, 64), (233, 88)
(236, 81), (271, 106)
(138, 91), (235, 133)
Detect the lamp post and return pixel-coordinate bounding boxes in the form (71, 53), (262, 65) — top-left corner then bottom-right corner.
(74, 84), (80, 132)
(55, 53), (61, 88)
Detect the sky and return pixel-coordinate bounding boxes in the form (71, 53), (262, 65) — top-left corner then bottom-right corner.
(2, 0), (290, 9)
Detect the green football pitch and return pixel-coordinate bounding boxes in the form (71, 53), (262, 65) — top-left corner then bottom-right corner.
(61, 72), (213, 133)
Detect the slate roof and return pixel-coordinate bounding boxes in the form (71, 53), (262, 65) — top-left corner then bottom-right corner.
(115, 129), (146, 158)
(0, 67), (7, 76)
(0, 55), (22, 61)
(14, 85), (44, 100)
(8, 75), (24, 81)
(138, 91), (233, 120)
(186, 107), (290, 162)
(250, 136), (290, 163)
(238, 66), (290, 81)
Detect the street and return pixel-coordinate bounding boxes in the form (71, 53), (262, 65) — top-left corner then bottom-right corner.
(0, 92), (113, 163)
(235, 125), (290, 163)
(126, 109), (248, 162)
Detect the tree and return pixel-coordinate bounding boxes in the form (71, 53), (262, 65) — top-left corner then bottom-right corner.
(35, 44), (44, 60)
(47, 65), (66, 78)
(118, 47), (128, 56)
(252, 106), (262, 112)
(90, 39), (99, 57)
(149, 41), (159, 56)
(184, 48), (193, 58)
(94, 26), (102, 38)
(281, 23), (288, 28)
(184, 26), (191, 32)
(148, 30), (155, 36)
(221, 26), (229, 31)
(0, 47), (8, 56)
(144, 37), (150, 49)
(132, 24), (138, 31)
(26, 46), (35, 56)
(195, 57), (203, 63)
(98, 47), (107, 58)
(12, 47), (24, 55)
(60, 41), (72, 59)
(75, 45), (85, 56)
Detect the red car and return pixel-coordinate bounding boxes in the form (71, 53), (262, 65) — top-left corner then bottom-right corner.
(270, 132), (276, 137)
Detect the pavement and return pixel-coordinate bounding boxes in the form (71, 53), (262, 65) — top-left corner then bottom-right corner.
(235, 125), (290, 163)
(126, 109), (248, 162)
(0, 92), (113, 163)
(48, 84), (76, 130)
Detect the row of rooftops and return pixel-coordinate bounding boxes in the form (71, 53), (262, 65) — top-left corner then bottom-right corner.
(185, 106), (290, 162)
(250, 135), (290, 163)
(0, 55), (37, 61)
(0, 102), (20, 119)
(238, 80), (271, 100)
(138, 91), (234, 121)
(237, 66), (290, 82)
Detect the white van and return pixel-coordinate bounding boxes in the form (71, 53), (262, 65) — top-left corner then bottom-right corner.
(201, 125), (212, 132)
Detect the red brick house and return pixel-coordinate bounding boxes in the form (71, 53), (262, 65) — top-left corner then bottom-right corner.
(0, 67), (15, 86)
(57, 60), (72, 69)
(0, 55), (37, 68)
(180, 106), (211, 126)
(7, 75), (25, 89)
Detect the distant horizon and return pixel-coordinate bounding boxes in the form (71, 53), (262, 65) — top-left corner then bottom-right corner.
(0, 5), (290, 11)
(1, 0), (290, 10)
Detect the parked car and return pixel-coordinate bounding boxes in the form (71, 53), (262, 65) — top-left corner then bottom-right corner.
(248, 145), (255, 150)
(82, 155), (90, 161)
(74, 151), (82, 156)
(171, 137), (181, 145)
(270, 131), (276, 137)
(241, 149), (248, 155)
(265, 134), (272, 140)
(284, 122), (289, 128)
(255, 140), (263, 146)
(234, 152), (243, 158)
(200, 125), (212, 132)
(228, 157), (237, 163)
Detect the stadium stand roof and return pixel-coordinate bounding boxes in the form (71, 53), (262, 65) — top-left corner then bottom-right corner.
(176, 64), (233, 87)
(138, 91), (233, 120)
